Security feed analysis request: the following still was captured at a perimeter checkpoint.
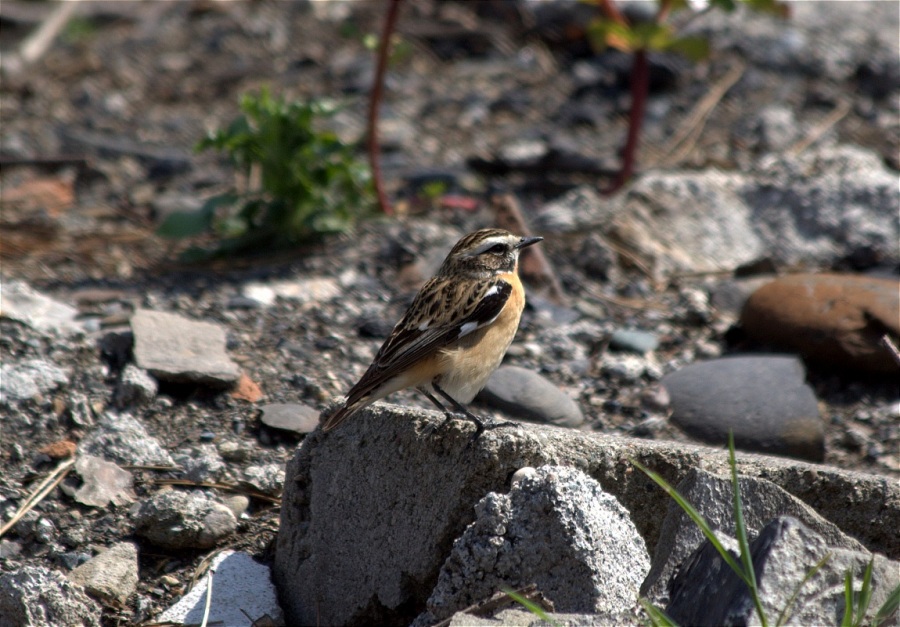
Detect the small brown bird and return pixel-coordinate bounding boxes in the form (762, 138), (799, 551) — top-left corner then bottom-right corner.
(323, 228), (543, 437)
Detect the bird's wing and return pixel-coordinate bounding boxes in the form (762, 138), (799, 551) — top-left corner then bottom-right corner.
(342, 275), (512, 409)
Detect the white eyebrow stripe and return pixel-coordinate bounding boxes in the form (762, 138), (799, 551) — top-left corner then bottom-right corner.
(468, 236), (512, 256)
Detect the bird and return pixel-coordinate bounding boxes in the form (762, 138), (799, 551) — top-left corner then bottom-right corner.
(322, 227), (543, 439)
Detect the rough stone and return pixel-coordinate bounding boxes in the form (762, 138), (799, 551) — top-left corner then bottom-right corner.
(259, 402), (320, 434)
(478, 366), (584, 427)
(68, 455), (135, 508)
(132, 490), (237, 550)
(641, 468), (867, 605)
(414, 466), (648, 626)
(666, 517), (900, 626)
(0, 565), (101, 627)
(0, 280), (83, 336)
(68, 542), (139, 605)
(130, 309), (240, 386)
(79, 411), (174, 466)
(114, 364), (158, 408)
(662, 355), (824, 461)
(741, 273), (900, 374)
(243, 464), (285, 497)
(0, 359), (69, 403)
(273, 403), (900, 627)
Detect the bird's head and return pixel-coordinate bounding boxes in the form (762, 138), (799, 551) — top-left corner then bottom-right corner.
(438, 228), (543, 278)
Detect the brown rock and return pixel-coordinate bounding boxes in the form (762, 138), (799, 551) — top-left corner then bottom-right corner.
(741, 274), (899, 373)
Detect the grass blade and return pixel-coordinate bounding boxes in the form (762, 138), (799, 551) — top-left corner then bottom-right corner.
(632, 459), (748, 585)
(775, 551), (832, 626)
(728, 432), (767, 627)
(873, 581), (900, 626)
(639, 598), (680, 627)
(841, 569), (854, 627)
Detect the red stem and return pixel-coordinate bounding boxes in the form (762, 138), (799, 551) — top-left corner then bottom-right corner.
(367, 0), (403, 216)
(605, 48), (648, 194)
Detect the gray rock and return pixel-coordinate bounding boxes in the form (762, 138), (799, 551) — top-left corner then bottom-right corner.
(243, 464), (285, 497)
(79, 411), (174, 466)
(0, 359), (69, 403)
(0, 280), (83, 336)
(641, 468), (867, 605)
(68, 455), (135, 508)
(67, 542), (138, 605)
(666, 516), (900, 626)
(0, 565), (101, 627)
(561, 143), (899, 277)
(130, 309), (240, 386)
(745, 145), (899, 268)
(662, 356), (824, 461)
(222, 495), (250, 519)
(414, 466), (649, 626)
(609, 329), (659, 354)
(132, 490), (237, 550)
(156, 551), (283, 626)
(273, 403), (900, 627)
(114, 364), (157, 408)
(607, 172), (766, 277)
(259, 402), (320, 434)
(479, 366), (584, 427)
(172, 445), (225, 483)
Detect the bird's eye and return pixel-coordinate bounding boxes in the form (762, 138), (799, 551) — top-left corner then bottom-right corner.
(486, 244), (506, 254)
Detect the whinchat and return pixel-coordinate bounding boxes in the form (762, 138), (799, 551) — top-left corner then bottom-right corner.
(322, 228), (543, 438)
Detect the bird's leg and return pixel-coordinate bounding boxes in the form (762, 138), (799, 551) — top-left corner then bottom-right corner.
(417, 387), (458, 432)
(431, 383), (520, 443)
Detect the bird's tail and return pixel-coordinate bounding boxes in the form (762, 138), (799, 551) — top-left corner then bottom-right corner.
(321, 398), (366, 432)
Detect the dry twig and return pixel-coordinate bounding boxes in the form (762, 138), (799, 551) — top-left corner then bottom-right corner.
(0, 457), (76, 538)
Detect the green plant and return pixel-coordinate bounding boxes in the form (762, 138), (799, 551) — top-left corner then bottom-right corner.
(635, 434), (900, 627)
(157, 88), (374, 258)
(586, 0), (789, 193)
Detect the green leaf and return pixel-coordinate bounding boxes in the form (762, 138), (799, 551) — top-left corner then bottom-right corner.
(664, 35), (711, 61)
(156, 209), (213, 238)
(841, 569), (855, 627)
(873, 582), (900, 627)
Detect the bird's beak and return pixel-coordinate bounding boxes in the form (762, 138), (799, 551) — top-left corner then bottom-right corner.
(516, 236), (543, 249)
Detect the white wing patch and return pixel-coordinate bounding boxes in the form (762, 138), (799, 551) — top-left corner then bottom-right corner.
(418, 320), (430, 331)
(458, 321), (479, 337)
(483, 284), (501, 298)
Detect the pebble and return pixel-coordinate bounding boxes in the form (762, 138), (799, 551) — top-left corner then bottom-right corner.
(243, 277), (341, 306)
(478, 366), (584, 428)
(0, 359), (69, 403)
(132, 490), (237, 550)
(662, 355), (824, 461)
(67, 455), (135, 508)
(599, 353), (651, 383)
(741, 273), (899, 373)
(114, 364), (158, 408)
(79, 411), (174, 466)
(156, 551), (283, 626)
(259, 402), (321, 435)
(172, 445), (225, 483)
(0, 280), (84, 336)
(68, 542), (139, 605)
(0, 566), (101, 627)
(130, 309), (240, 386)
(609, 329), (659, 354)
(222, 495), (250, 518)
(243, 464), (286, 497)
